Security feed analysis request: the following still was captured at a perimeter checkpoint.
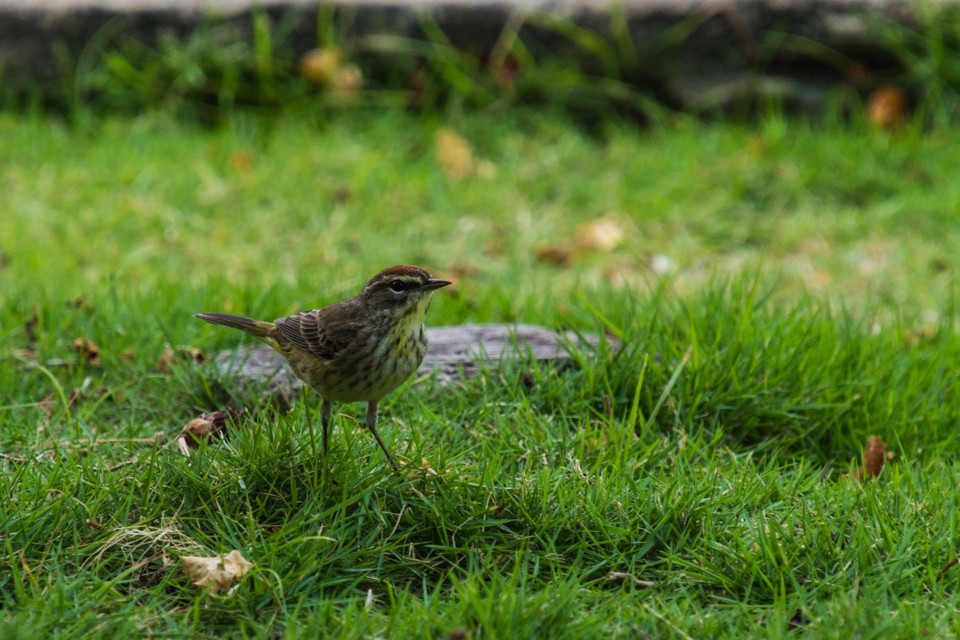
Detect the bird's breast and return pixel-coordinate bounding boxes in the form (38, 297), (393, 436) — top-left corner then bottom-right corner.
(284, 322), (427, 403)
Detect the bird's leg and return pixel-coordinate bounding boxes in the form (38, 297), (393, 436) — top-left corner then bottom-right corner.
(320, 400), (332, 458)
(317, 400), (339, 484)
(364, 401), (399, 471)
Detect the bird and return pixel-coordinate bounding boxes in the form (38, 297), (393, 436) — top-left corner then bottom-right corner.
(195, 265), (451, 470)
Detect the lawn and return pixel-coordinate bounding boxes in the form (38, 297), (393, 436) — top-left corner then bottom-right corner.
(1, 109), (959, 638)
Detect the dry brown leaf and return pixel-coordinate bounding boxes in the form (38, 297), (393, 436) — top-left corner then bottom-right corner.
(332, 186), (353, 203)
(535, 245), (576, 266)
(903, 326), (937, 346)
(746, 136), (768, 156)
(433, 128), (496, 180)
(863, 435), (886, 479)
(157, 347), (177, 373)
(866, 85), (907, 129)
(38, 395), (55, 420)
(176, 408), (246, 456)
(573, 216), (625, 252)
(158, 345), (207, 373)
(806, 270), (833, 288)
(67, 295), (88, 309)
(182, 550), (253, 595)
(420, 457), (438, 477)
(11, 348), (37, 362)
(852, 435), (887, 482)
(24, 312), (39, 346)
(229, 150), (253, 173)
(475, 160), (497, 179)
(536, 216), (627, 268)
(846, 61), (870, 82)
(435, 128), (475, 181)
(300, 47), (342, 84)
(332, 63), (364, 97)
(72, 337), (101, 366)
(494, 55), (520, 91)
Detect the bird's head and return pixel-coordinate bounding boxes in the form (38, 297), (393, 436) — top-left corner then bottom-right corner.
(359, 265), (451, 322)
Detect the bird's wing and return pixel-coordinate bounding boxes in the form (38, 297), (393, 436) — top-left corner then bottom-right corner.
(274, 303), (358, 361)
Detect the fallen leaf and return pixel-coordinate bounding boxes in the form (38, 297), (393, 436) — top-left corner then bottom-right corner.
(846, 60), (870, 82)
(182, 550), (253, 595)
(420, 457), (438, 477)
(158, 345), (207, 373)
(157, 347), (177, 372)
(10, 348), (37, 362)
(866, 85), (907, 129)
(494, 54), (521, 91)
(788, 608), (811, 629)
(435, 128), (475, 181)
(24, 312), (39, 346)
(300, 47), (342, 84)
(72, 337), (101, 366)
(38, 395), (55, 420)
(806, 270), (832, 288)
(483, 227), (507, 256)
(746, 136), (768, 156)
(574, 216), (625, 252)
(474, 159), (497, 179)
(536, 216), (627, 268)
(903, 326), (937, 346)
(852, 435), (887, 481)
(177, 408), (246, 456)
(229, 150), (253, 173)
(863, 435), (886, 478)
(406, 68), (428, 107)
(67, 295), (88, 309)
(535, 245), (575, 266)
(332, 63), (364, 97)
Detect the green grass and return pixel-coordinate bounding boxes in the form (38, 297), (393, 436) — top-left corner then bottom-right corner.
(2, 109), (960, 637)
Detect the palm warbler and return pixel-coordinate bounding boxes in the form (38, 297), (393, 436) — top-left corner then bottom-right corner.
(195, 265), (451, 470)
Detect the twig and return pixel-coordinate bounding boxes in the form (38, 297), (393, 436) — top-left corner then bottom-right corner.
(107, 458), (139, 472)
(938, 557), (960, 580)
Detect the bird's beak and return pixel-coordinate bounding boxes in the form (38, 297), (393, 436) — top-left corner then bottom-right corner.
(422, 278), (453, 291)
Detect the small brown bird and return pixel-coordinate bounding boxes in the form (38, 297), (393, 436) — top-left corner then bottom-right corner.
(195, 265), (451, 470)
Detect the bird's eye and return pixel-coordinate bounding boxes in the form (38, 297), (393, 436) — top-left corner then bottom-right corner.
(389, 279), (405, 292)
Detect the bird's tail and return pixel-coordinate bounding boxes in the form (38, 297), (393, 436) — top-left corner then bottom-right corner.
(194, 312), (278, 347)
